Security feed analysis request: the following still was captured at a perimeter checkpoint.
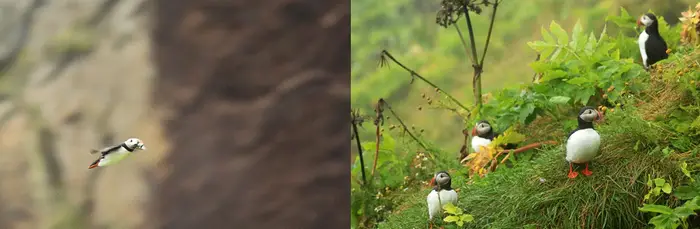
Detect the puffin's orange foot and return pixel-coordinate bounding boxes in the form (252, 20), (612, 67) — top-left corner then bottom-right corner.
(568, 171), (579, 179)
(582, 168), (593, 176)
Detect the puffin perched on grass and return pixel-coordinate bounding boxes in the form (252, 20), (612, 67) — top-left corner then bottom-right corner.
(566, 106), (602, 179)
(427, 171), (458, 229)
(471, 120), (518, 153)
(637, 13), (668, 69)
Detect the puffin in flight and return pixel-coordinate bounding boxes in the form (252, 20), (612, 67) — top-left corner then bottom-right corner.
(88, 138), (147, 169)
(471, 120), (518, 153)
(637, 13), (668, 69)
(427, 171), (458, 229)
(566, 107), (602, 179)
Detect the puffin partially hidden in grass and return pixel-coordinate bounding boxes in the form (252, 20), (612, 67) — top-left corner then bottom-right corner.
(471, 120), (518, 153)
(637, 13), (669, 70)
(427, 171), (458, 229)
(566, 106), (602, 179)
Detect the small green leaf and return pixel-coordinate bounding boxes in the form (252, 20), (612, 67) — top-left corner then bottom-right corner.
(662, 183), (672, 194)
(639, 204), (674, 214)
(549, 21), (569, 45)
(648, 214), (675, 228)
(571, 20), (586, 51)
(549, 96), (571, 104)
(654, 178), (666, 187)
(456, 220), (464, 227)
(460, 214), (474, 223)
(442, 203), (458, 214)
(443, 215), (459, 223)
(653, 187), (661, 195)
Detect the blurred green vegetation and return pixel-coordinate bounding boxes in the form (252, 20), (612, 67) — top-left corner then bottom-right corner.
(351, 0), (697, 153)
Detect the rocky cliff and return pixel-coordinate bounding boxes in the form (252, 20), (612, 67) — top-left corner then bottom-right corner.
(151, 0), (349, 228)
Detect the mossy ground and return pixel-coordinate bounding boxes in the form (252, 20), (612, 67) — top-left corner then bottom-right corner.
(377, 49), (700, 229)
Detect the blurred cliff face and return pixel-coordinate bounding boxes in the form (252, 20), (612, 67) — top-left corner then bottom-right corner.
(151, 0), (349, 228)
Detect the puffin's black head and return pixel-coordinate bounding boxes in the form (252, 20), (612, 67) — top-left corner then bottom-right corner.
(578, 106), (601, 123)
(430, 171), (452, 190)
(637, 13), (657, 27)
(471, 120), (493, 137)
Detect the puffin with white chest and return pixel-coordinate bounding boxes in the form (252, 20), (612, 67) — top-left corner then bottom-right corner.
(566, 106), (602, 179)
(637, 13), (668, 70)
(471, 120), (518, 153)
(426, 171), (458, 229)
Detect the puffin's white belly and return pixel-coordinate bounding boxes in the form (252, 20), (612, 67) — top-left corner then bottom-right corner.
(426, 189), (459, 220)
(98, 150), (131, 166)
(566, 128), (601, 163)
(638, 31), (649, 67)
(471, 136), (491, 153)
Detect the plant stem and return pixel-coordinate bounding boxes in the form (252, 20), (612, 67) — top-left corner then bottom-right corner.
(379, 50), (472, 118)
(351, 111), (367, 186)
(462, 5), (483, 113)
(478, 1), (500, 68)
(372, 101), (382, 177)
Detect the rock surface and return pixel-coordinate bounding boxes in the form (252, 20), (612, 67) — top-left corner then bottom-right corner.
(151, 0), (350, 228)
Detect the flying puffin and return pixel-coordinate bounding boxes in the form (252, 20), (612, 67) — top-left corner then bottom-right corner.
(471, 120), (518, 153)
(566, 107), (602, 179)
(88, 138), (147, 169)
(427, 171), (458, 229)
(637, 13), (668, 70)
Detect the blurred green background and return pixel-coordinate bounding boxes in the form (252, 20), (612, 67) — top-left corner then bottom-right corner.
(351, 0), (696, 154)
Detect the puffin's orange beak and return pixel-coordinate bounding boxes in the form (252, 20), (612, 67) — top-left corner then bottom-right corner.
(471, 127), (477, 136)
(595, 111), (605, 123)
(429, 177), (436, 187)
(636, 18), (642, 27)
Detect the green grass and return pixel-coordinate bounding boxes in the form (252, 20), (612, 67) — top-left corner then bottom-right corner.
(378, 107), (686, 229)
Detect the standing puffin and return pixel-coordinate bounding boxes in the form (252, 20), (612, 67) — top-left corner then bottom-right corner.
(471, 120), (518, 153)
(637, 13), (668, 69)
(427, 171), (458, 229)
(566, 106), (602, 179)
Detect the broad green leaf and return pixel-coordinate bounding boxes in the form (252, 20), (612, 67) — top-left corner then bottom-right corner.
(443, 215), (459, 223)
(490, 127), (526, 147)
(672, 206), (697, 219)
(598, 24), (608, 43)
(460, 214), (474, 223)
(541, 70), (568, 82)
(549, 21), (568, 45)
(566, 77), (592, 86)
(676, 185), (700, 200)
(662, 183), (672, 194)
(456, 220), (464, 227)
(653, 187), (661, 195)
(549, 96), (571, 104)
(639, 204), (674, 214)
(648, 214), (675, 229)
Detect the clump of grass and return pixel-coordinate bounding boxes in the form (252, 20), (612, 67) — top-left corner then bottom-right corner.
(379, 107), (684, 229)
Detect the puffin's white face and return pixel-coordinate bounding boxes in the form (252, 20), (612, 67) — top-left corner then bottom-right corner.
(639, 14), (654, 27)
(579, 108), (599, 122)
(435, 172), (451, 185)
(475, 122), (491, 136)
(125, 138), (146, 150)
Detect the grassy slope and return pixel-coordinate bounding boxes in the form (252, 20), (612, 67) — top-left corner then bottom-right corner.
(377, 49), (700, 229)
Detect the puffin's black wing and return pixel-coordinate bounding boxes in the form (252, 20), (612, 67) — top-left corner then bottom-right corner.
(97, 144), (123, 156)
(645, 34), (669, 66)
